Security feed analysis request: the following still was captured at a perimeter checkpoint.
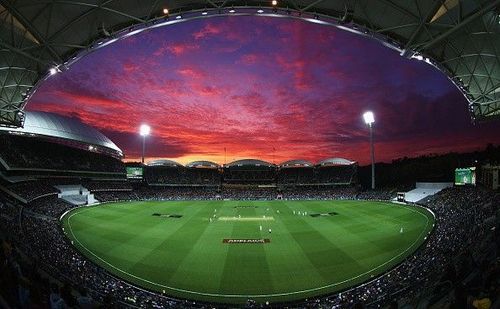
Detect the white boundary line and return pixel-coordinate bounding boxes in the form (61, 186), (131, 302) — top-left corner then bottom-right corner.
(64, 202), (432, 299)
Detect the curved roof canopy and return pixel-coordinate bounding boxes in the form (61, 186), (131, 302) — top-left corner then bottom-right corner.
(0, 0), (499, 127)
(0, 111), (122, 155)
(186, 161), (220, 168)
(280, 159), (314, 168)
(226, 159), (275, 167)
(317, 158), (356, 166)
(147, 159), (183, 167)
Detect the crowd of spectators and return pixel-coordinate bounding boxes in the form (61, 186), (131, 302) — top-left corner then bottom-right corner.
(134, 187), (218, 201)
(109, 186), (360, 201)
(94, 187), (218, 202)
(143, 165), (357, 186)
(221, 187), (276, 200)
(356, 190), (395, 201)
(0, 185), (498, 309)
(2, 179), (133, 203)
(145, 167), (221, 186)
(0, 134), (125, 174)
(281, 186), (358, 200)
(277, 167), (316, 184)
(0, 197), (20, 225)
(93, 191), (139, 202)
(84, 181), (132, 192)
(316, 165), (357, 185)
(27, 195), (79, 218)
(223, 169), (276, 184)
(4, 181), (59, 202)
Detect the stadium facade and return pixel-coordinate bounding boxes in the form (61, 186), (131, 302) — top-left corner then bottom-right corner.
(141, 157), (357, 186)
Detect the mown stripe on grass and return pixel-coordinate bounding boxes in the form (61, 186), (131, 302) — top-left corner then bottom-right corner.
(218, 202), (275, 295)
(127, 202), (213, 284)
(263, 200), (328, 292)
(280, 202), (364, 283)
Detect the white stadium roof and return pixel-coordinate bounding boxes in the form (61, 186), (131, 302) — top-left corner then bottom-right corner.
(0, 111), (122, 155)
(147, 159), (183, 167)
(280, 160), (314, 168)
(226, 159), (275, 167)
(186, 161), (220, 168)
(317, 158), (357, 166)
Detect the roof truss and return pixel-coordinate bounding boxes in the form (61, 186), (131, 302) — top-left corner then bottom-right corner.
(0, 0), (498, 126)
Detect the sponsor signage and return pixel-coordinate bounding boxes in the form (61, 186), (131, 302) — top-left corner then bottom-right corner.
(223, 239), (270, 244)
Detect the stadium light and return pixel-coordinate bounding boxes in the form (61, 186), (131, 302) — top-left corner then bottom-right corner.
(363, 111), (374, 125)
(49, 67), (58, 75)
(139, 124), (151, 164)
(162, 8), (169, 15)
(140, 124), (150, 136)
(363, 111), (375, 190)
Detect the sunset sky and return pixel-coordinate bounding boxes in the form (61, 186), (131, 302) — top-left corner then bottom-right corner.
(27, 16), (500, 165)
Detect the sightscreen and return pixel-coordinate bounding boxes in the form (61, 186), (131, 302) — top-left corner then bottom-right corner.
(455, 167), (476, 186)
(126, 167), (143, 179)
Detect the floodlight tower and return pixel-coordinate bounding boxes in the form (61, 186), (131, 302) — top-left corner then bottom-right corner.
(363, 111), (375, 190)
(139, 124), (151, 164)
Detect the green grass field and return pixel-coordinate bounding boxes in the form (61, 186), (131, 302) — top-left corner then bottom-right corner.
(61, 200), (434, 304)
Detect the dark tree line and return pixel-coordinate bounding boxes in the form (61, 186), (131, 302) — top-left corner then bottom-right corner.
(358, 144), (500, 190)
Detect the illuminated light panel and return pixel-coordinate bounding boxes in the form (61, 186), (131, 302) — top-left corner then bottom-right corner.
(363, 111), (375, 125)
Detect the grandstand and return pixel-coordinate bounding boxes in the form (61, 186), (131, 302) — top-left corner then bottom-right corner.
(145, 160), (221, 186)
(0, 111), (124, 180)
(277, 160), (316, 185)
(145, 159), (187, 185)
(0, 112), (126, 205)
(134, 158), (359, 187)
(223, 159), (276, 184)
(1, 1), (500, 308)
(316, 158), (358, 185)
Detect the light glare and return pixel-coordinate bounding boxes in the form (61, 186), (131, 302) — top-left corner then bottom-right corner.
(139, 124), (151, 136)
(363, 111), (375, 125)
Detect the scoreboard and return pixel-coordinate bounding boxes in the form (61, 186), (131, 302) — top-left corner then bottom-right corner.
(455, 167), (476, 186)
(126, 167), (143, 179)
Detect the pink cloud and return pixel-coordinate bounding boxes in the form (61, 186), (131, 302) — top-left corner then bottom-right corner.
(240, 54), (259, 65)
(176, 67), (206, 79)
(193, 23), (222, 40)
(122, 62), (140, 73)
(25, 16), (500, 166)
(153, 42), (199, 56)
